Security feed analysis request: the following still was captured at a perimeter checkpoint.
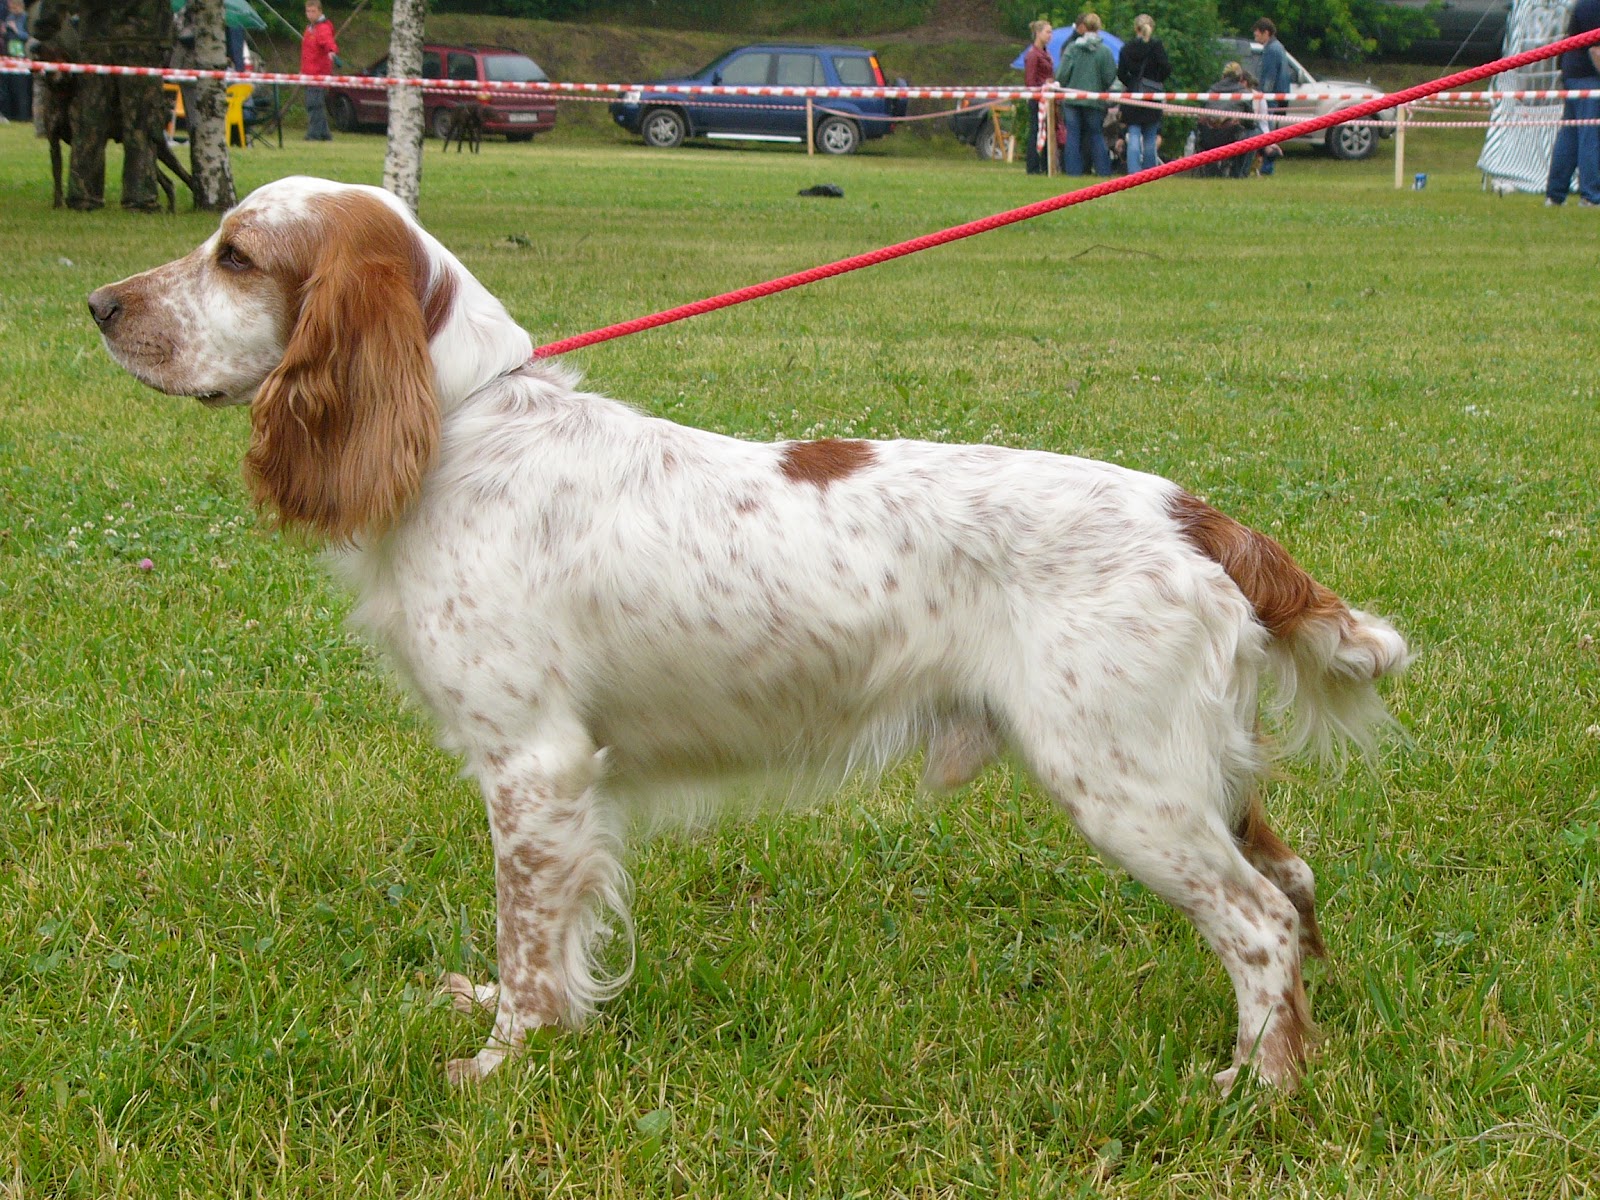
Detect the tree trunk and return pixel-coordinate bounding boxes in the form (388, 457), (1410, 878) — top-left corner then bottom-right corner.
(382, 0), (427, 213)
(187, 0), (236, 210)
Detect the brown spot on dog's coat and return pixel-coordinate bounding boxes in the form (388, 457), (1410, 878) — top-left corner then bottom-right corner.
(779, 439), (874, 489)
(1167, 491), (1348, 640)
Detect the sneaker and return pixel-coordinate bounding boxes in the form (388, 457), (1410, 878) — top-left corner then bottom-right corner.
(1581, 199), (1599, 207)
(1545, 197), (1563, 206)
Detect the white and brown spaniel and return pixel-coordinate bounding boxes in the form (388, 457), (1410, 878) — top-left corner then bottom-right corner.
(89, 176), (1408, 1090)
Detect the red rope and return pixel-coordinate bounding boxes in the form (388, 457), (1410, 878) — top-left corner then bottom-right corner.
(532, 27), (1600, 359)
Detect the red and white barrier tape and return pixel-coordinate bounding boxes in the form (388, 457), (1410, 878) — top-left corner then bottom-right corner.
(3, 57), (1598, 105)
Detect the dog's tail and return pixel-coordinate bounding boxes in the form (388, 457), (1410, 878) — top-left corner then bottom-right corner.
(1169, 492), (1410, 760)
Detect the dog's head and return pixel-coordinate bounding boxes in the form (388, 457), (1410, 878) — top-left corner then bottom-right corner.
(87, 176), (529, 541)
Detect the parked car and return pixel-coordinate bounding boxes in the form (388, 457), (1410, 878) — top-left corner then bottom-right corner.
(324, 45), (557, 142)
(950, 101), (1014, 160)
(609, 43), (908, 154)
(1214, 36), (1394, 160)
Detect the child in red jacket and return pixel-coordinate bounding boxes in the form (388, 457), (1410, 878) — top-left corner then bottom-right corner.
(301, 0), (338, 140)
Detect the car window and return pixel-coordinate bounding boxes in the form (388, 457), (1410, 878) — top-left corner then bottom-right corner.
(831, 55), (873, 87)
(485, 54), (548, 83)
(775, 53), (823, 87)
(447, 52), (477, 82)
(718, 52), (771, 86)
(422, 51), (441, 79)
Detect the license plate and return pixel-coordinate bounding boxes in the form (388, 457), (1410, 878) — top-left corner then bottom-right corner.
(506, 112), (540, 124)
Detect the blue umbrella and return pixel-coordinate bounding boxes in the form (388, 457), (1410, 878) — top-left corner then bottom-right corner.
(1011, 27), (1124, 72)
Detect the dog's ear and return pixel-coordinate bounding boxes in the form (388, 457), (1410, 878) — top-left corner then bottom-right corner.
(245, 196), (439, 543)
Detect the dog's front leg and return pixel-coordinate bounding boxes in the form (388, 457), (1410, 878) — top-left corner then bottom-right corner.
(446, 735), (631, 1084)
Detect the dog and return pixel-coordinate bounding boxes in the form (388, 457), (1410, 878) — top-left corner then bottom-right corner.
(439, 103), (486, 154)
(86, 176), (1408, 1090)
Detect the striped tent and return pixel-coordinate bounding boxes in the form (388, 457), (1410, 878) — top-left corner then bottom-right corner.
(1478, 0), (1576, 192)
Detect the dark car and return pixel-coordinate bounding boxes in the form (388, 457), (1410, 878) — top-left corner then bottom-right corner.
(950, 102), (1013, 160)
(325, 44), (557, 142)
(609, 43), (908, 154)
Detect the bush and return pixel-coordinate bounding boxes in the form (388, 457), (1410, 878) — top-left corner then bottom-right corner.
(1215, 0), (1437, 59)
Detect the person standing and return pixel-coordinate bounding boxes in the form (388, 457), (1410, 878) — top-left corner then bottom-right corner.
(1, 0), (30, 123)
(1056, 12), (1116, 175)
(1544, 0), (1600, 206)
(1252, 18), (1290, 175)
(300, 0), (336, 141)
(1023, 18), (1055, 175)
(1117, 13), (1169, 174)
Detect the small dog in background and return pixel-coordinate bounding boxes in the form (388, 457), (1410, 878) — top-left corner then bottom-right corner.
(439, 103), (486, 154)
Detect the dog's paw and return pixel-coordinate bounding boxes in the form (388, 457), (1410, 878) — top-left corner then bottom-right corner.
(441, 972), (499, 1016)
(445, 1055), (488, 1086)
(1212, 1065), (1240, 1096)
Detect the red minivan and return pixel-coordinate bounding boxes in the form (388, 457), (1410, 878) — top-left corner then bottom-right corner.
(325, 44), (558, 142)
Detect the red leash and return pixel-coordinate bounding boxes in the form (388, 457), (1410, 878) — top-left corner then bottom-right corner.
(532, 27), (1600, 359)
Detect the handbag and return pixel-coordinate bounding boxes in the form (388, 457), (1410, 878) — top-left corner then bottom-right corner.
(1123, 72), (1166, 124)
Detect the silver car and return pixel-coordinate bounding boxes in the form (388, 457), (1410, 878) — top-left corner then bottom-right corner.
(1217, 36), (1395, 160)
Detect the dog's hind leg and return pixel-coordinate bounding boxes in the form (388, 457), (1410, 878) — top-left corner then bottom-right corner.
(1004, 603), (1313, 1092)
(1236, 789), (1327, 960)
(1023, 736), (1313, 1092)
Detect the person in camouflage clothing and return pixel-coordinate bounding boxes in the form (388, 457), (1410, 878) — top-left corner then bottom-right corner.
(33, 0), (170, 211)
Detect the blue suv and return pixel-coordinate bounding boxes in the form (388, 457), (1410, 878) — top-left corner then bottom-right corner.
(610, 44), (907, 155)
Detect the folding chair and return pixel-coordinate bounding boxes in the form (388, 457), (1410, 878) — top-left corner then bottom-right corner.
(225, 83), (253, 147)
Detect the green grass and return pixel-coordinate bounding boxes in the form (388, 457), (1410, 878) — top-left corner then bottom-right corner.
(2, 122), (1598, 1198)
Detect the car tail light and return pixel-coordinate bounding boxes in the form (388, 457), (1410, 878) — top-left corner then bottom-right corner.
(477, 91), (491, 103)
(869, 56), (886, 87)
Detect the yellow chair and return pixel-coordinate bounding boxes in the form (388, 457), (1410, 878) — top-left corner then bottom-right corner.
(225, 83), (254, 148)
(163, 82), (185, 140)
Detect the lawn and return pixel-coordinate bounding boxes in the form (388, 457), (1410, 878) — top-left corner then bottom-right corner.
(1, 123), (1597, 1198)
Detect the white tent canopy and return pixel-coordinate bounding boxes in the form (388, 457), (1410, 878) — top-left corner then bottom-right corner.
(1478, 0), (1576, 192)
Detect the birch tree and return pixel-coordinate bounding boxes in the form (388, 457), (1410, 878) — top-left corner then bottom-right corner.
(383, 0), (427, 213)
(187, 0), (237, 210)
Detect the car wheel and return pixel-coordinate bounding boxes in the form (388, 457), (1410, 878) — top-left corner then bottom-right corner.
(1326, 118), (1377, 160)
(641, 107), (687, 149)
(328, 93), (357, 134)
(815, 115), (860, 155)
(973, 121), (1004, 161)
(430, 106), (457, 141)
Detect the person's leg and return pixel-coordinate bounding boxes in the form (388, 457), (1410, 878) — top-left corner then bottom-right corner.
(1140, 120), (1160, 171)
(1062, 106), (1085, 174)
(1575, 92), (1600, 205)
(304, 86), (330, 139)
(0, 71), (24, 122)
(1124, 123), (1145, 174)
(1088, 113), (1111, 175)
(1026, 100), (1045, 174)
(1546, 98), (1581, 204)
(1259, 103), (1284, 175)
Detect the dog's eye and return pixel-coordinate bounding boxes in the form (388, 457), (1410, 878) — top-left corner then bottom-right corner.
(217, 243), (253, 272)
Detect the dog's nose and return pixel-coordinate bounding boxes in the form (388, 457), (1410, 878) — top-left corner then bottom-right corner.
(87, 288), (122, 331)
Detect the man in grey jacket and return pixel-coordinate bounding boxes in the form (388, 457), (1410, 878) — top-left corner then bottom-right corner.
(1252, 18), (1291, 175)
